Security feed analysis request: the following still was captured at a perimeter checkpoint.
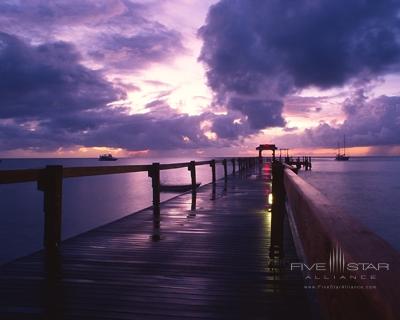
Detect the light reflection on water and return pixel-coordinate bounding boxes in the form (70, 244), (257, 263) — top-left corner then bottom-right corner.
(300, 157), (400, 252)
(0, 157), (230, 264)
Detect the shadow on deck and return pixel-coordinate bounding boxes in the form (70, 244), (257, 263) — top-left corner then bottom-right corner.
(0, 164), (312, 320)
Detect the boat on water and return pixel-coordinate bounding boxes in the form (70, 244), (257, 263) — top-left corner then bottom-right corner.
(335, 136), (350, 161)
(99, 154), (118, 161)
(335, 154), (349, 161)
(160, 183), (201, 193)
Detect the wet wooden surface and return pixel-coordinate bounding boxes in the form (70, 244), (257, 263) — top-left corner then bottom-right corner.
(0, 164), (311, 320)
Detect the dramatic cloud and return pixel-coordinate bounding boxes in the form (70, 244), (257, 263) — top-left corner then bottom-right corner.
(0, 32), (222, 152)
(229, 98), (284, 129)
(283, 96), (328, 116)
(0, 32), (123, 120)
(199, 0), (400, 134)
(0, 109), (221, 152)
(91, 27), (184, 71)
(81, 112), (217, 151)
(211, 114), (250, 139)
(280, 91), (400, 148)
(0, 0), (185, 72)
(2, 0), (400, 154)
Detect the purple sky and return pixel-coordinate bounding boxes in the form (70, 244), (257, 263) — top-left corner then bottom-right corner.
(1, 0), (400, 157)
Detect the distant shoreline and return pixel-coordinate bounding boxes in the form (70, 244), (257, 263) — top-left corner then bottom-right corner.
(1, 155), (400, 160)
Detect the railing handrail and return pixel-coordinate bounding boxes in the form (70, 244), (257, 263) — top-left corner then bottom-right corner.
(0, 156), (261, 249)
(283, 167), (400, 320)
(0, 157), (258, 184)
(0, 169), (41, 184)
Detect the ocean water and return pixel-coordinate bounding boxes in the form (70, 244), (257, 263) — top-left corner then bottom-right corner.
(300, 157), (400, 252)
(0, 157), (231, 264)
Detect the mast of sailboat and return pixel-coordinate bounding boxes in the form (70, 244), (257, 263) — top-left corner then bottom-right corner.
(337, 141), (340, 155)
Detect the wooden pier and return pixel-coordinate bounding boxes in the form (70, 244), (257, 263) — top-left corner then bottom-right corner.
(2, 154), (400, 320)
(0, 160), (312, 320)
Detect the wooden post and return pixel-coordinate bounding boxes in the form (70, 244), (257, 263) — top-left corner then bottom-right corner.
(188, 161), (197, 192)
(272, 162), (285, 203)
(271, 161), (285, 258)
(188, 161), (197, 211)
(222, 159), (228, 181)
(231, 159), (236, 175)
(37, 165), (63, 250)
(210, 160), (216, 185)
(148, 163), (161, 240)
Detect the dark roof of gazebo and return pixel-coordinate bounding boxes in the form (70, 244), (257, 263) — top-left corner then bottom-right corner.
(256, 144), (278, 151)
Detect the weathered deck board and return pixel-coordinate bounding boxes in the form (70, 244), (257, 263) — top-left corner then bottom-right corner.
(0, 165), (311, 320)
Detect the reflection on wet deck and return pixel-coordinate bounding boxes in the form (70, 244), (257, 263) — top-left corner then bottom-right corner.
(0, 164), (311, 319)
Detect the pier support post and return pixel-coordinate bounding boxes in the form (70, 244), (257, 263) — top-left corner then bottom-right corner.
(222, 159), (228, 182)
(188, 161), (197, 211)
(188, 161), (197, 192)
(210, 160), (216, 199)
(272, 162), (285, 202)
(148, 163), (161, 240)
(231, 159), (236, 176)
(210, 160), (216, 185)
(38, 165), (63, 250)
(271, 161), (285, 258)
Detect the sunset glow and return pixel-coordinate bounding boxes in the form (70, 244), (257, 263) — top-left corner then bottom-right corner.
(0, 0), (399, 157)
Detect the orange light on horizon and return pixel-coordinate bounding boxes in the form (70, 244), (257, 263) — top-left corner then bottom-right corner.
(287, 145), (400, 157)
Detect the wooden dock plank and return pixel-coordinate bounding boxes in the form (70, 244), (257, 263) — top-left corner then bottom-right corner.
(0, 164), (311, 320)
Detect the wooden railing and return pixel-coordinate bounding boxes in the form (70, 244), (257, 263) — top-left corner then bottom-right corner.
(0, 157), (260, 249)
(281, 164), (400, 320)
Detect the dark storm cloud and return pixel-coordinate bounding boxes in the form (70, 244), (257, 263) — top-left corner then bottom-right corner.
(0, 0), (184, 71)
(280, 93), (400, 148)
(81, 113), (217, 151)
(0, 0), (146, 34)
(0, 32), (220, 152)
(0, 111), (219, 152)
(0, 32), (123, 120)
(199, 0), (400, 132)
(229, 98), (285, 129)
(208, 98), (286, 140)
(91, 28), (184, 71)
(339, 95), (400, 147)
(211, 114), (249, 139)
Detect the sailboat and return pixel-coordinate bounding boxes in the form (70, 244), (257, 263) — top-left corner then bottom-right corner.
(335, 135), (350, 161)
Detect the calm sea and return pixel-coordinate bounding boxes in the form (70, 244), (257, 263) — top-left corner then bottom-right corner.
(1, 156), (399, 264)
(300, 157), (400, 253)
